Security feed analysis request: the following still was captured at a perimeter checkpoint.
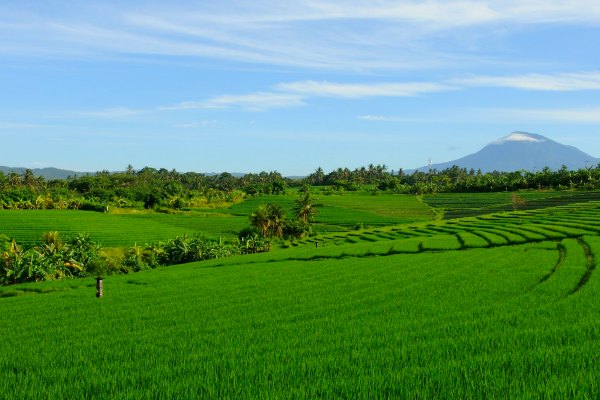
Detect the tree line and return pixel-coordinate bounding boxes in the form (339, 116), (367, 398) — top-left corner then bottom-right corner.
(2, 163), (600, 211)
(306, 164), (600, 194)
(0, 167), (288, 210)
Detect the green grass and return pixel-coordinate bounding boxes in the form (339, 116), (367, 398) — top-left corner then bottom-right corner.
(3, 192), (600, 397)
(229, 192), (432, 232)
(1, 240), (599, 398)
(423, 191), (600, 219)
(420, 234), (462, 251)
(0, 209), (247, 246)
(457, 231), (490, 248)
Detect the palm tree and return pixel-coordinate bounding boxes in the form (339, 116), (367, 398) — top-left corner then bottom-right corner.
(267, 204), (285, 238)
(23, 169), (35, 187)
(250, 204), (271, 237)
(250, 203), (286, 238)
(295, 187), (319, 225)
(8, 172), (20, 187)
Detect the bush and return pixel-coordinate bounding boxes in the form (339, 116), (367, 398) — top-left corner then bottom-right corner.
(79, 200), (107, 212)
(283, 219), (308, 239)
(238, 226), (261, 240)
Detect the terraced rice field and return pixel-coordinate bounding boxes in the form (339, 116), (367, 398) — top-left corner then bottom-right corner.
(2, 216), (600, 397)
(423, 190), (600, 219)
(284, 200), (600, 282)
(2, 192), (600, 397)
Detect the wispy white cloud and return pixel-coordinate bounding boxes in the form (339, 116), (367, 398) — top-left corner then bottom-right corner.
(200, 92), (306, 111)
(277, 80), (454, 98)
(454, 71), (600, 91)
(157, 93), (307, 112)
(76, 107), (147, 118)
(357, 115), (400, 121)
(357, 115), (423, 122)
(3, 1), (600, 71)
(70, 69), (600, 116)
(174, 120), (217, 129)
(479, 106), (600, 123)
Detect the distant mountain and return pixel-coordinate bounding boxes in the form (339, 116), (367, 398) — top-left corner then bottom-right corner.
(0, 166), (88, 180)
(0, 167), (299, 180)
(416, 132), (600, 173)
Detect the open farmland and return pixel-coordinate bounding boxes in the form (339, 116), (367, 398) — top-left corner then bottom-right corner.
(0, 192), (431, 246)
(1, 192), (600, 397)
(423, 190), (600, 219)
(0, 210), (248, 246)
(229, 191), (432, 232)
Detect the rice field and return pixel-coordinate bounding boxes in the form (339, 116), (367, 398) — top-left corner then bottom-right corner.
(0, 210), (247, 246)
(423, 190), (600, 219)
(1, 191), (600, 398)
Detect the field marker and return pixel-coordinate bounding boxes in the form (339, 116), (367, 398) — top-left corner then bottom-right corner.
(96, 277), (104, 298)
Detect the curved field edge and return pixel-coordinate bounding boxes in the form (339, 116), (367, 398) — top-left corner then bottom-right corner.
(1, 242), (599, 398)
(2, 198), (600, 397)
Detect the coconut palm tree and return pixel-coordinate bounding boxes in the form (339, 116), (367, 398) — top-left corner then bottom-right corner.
(295, 187), (319, 225)
(250, 204), (271, 237)
(267, 204), (286, 238)
(250, 203), (286, 238)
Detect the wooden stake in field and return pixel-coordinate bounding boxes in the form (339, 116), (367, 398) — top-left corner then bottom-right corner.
(96, 277), (104, 298)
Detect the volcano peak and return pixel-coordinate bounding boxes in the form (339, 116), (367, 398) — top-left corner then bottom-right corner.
(493, 132), (547, 145)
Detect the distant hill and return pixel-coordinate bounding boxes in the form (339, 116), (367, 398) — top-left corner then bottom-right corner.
(416, 132), (600, 173)
(0, 166), (88, 180)
(0, 167), (293, 180)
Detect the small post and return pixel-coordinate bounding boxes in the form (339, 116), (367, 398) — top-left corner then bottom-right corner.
(96, 276), (104, 298)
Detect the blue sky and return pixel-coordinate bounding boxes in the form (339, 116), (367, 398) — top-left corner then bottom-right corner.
(2, 1), (600, 175)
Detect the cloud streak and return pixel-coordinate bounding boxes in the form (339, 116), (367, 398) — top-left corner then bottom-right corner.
(357, 115), (424, 122)
(3, 1), (600, 71)
(479, 106), (600, 123)
(455, 71), (600, 91)
(76, 107), (147, 118)
(277, 81), (454, 98)
(70, 69), (600, 115)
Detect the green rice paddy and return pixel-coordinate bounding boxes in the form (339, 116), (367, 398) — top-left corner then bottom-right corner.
(2, 191), (600, 398)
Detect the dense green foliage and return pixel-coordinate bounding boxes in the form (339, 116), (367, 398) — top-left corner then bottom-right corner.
(0, 167), (286, 210)
(0, 233), (99, 285)
(2, 163), (600, 212)
(1, 231), (271, 284)
(307, 164), (600, 193)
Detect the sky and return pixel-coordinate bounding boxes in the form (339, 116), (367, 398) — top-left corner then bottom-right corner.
(2, 0), (600, 176)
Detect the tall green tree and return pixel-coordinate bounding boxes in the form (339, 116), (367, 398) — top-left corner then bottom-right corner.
(250, 205), (271, 237)
(295, 186), (319, 225)
(250, 203), (286, 238)
(267, 204), (286, 238)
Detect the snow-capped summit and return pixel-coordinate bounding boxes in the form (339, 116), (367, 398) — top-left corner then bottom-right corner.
(493, 132), (547, 145)
(415, 132), (599, 173)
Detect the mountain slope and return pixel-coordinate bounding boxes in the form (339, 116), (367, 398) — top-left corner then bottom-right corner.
(418, 132), (599, 173)
(0, 166), (88, 180)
